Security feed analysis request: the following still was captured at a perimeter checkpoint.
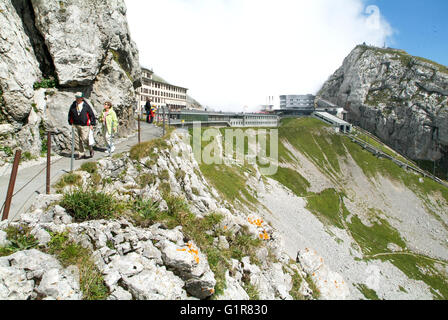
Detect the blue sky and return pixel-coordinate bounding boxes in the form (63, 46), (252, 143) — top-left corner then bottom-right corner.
(368, 0), (448, 66)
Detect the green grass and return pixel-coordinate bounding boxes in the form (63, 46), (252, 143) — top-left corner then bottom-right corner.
(33, 77), (59, 90)
(375, 254), (448, 300)
(47, 232), (109, 300)
(60, 188), (121, 222)
(136, 173), (156, 188)
(131, 198), (161, 227)
(347, 215), (407, 256)
(275, 118), (448, 299)
(288, 266), (306, 300)
(414, 56), (448, 74)
(278, 118), (345, 177)
(0, 225), (39, 257)
(54, 173), (82, 191)
(270, 167), (310, 197)
(129, 127), (173, 161)
(355, 283), (380, 300)
(352, 129), (415, 165)
(189, 126), (260, 208)
(80, 161), (98, 174)
(343, 134), (448, 205)
(306, 189), (346, 230)
(0, 146), (13, 157)
(199, 162), (258, 209)
(242, 281), (260, 300)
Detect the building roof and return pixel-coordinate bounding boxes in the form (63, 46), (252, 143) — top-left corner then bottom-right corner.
(140, 67), (188, 90)
(314, 112), (350, 126)
(169, 110), (278, 118)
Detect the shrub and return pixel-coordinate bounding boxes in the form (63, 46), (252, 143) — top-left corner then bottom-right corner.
(60, 188), (119, 221)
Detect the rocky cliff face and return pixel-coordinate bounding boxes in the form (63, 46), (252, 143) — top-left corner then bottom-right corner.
(316, 45), (448, 166)
(0, 0), (141, 158)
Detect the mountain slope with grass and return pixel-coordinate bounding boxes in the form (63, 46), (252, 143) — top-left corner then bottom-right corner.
(195, 118), (448, 300)
(1, 118), (447, 300)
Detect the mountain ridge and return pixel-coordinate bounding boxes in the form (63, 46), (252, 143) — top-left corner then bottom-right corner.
(316, 44), (448, 179)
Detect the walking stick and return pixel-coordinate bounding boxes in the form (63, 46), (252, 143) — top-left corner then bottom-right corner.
(110, 119), (115, 156)
(71, 125), (75, 172)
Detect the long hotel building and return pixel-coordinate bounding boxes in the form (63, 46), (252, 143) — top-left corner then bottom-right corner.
(137, 67), (188, 112)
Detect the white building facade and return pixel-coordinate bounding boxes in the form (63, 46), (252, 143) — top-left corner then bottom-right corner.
(280, 94), (315, 110)
(137, 67), (188, 112)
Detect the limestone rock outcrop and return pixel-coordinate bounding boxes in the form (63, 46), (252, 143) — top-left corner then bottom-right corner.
(0, 0), (141, 159)
(317, 45), (448, 166)
(0, 131), (324, 300)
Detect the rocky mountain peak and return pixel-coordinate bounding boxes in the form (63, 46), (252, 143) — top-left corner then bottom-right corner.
(317, 44), (448, 170)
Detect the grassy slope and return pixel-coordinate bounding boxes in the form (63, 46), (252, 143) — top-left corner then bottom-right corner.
(274, 118), (448, 299)
(192, 117), (448, 299)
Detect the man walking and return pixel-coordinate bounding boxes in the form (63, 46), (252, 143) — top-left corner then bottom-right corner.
(68, 92), (96, 159)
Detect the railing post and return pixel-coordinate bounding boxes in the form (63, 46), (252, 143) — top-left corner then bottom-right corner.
(2, 150), (21, 221)
(46, 132), (51, 195)
(138, 113), (141, 144)
(163, 107), (166, 136)
(168, 108), (171, 127)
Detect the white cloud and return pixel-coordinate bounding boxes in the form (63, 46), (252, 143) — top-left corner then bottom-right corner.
(125, 0), (393, 112)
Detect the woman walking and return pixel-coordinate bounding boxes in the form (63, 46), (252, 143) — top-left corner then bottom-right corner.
(100, 101), (118, 156)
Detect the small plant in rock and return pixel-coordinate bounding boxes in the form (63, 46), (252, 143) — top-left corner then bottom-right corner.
(229, 227), (263, 264)
(54, 172), (83, 190)
(33, 77), (59, 90)
(60, 188), (120, 221)
(0, 225), (39, 257)
(46, 231), (109, 300)
(165, 195), (190, 219)
(132, 198), (161, 226)
(0, 146), (13, 157)
(242, 279), (260, 300)
(80, 161), (98, 174)
(137, 173), (155, 188)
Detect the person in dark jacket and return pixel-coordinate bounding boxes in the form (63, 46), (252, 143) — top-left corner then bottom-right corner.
(144, 98), (152, 123)
(68, 92), (96, 159)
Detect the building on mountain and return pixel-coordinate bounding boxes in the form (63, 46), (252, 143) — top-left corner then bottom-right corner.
(137, 67), (188, 112)
(280, 94), (315, 110)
